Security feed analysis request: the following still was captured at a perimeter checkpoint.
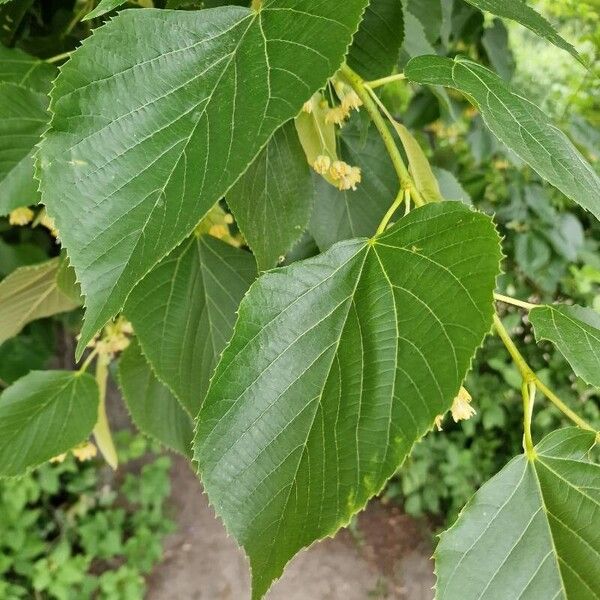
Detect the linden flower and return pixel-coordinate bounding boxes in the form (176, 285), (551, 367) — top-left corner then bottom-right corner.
(325, 105), (349, 125)
(312, 155), (331, 175)
(434, 414), (444, 431)
(9, 207), (34, 226)
(40, 213), (59, 238)
(341, 90), (362, 113)
(451, 387), (476, 423)
(73, 442), (97, 462)
(49, 453), (67, 464)
(329, 160), (362, 191)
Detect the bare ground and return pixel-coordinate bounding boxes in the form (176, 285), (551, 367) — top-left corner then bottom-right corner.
(147, 455), (435, 600)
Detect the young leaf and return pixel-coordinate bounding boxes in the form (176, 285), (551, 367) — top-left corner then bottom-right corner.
(464, 0), (582, 64)
(0, 83), (49, 215)
(347, 0), (404, 81)
(124, 235), (256, 416)
(227, 121), (314, 271)
(38, 0), (370, 356)
(529, 304), (600, 388)
(194, 202), (502, 599)
(118, 338), (193, 457)
(0, 258), (82, 346)
(310, 118), (397, 249)
(0, 371), (99, 477)
(405, 56), (600, 221)
(435, 427), (600, 600)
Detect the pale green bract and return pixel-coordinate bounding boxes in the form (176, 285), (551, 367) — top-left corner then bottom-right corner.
(194, 202), (502, 600)
(124, 235), (256, 416)
(118, 338), (194, 457)
(435, 428), (600, 600)
(38, 0), (370, 357)
(405, 56), (600, 221)
(228, 121), (313, 271)
(0, 371), (99, 477)
(464, 0), (582, 64)
(529, 304), (600, 388)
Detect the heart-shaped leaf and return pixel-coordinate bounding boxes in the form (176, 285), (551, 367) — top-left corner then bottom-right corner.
(435, 428), (600, 600)
(0, 370), (99, 477)
(38, 0), (370, 356)
(194, 202), (502, 599)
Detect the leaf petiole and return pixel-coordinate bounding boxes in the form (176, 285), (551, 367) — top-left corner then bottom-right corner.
(494, 292), (537, 311)
(493, 314), (599, 440)
(376, 189), (409, 235)
(366, 72), (406, 89)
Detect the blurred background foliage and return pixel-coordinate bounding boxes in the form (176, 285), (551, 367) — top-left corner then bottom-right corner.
(0, 0), (598, 583)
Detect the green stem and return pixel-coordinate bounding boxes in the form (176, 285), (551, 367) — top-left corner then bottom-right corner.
(366, 72), (406, 89)
(521, 381), (536, 457)
(78, 346), (99, 374)
(493, 314), (535, 381)
(340, 64), (412, 189)
(93, 354), (118, 470)
(376, 189), (409, 235)
(493, 314), (599, 439)
(46, 51), (72, 64)
(494, 292), (537, 311)
(534, 377), (598, 437)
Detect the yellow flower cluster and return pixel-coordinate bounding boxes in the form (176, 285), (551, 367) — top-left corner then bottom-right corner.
(325, 81), (362, 125)
(311, 156), (361, 191)
(49, 441), (97, 465)
(87, 317), (133, 357)
(9, 207), (34, 226)
(434, 386), (476, 430)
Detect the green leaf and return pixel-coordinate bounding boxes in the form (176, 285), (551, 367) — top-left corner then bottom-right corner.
(0, 45), (56, 93)
(118, 338), (193, 457)
(38, 0), (370, 356)
(405, 56), (600, 221)
(194, 202), (502, 599)
(529, 304), (600, 388)
(432, 167), (472, 205)
(0, 370), (99, 477)
(310, 118), (397, 249)
(347, 0), (404, 81)
(83, 0), (130, 20)
(228, 121), (313, 271)
(0, 258), (82, 346)
(464, 0), (582, 64)
(0, 83), (49, 215)
(435, 427), (600, 600)
(124, 235), (256, 416)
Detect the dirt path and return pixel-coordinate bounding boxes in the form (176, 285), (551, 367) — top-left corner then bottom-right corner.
(147, 455), (435, 600)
